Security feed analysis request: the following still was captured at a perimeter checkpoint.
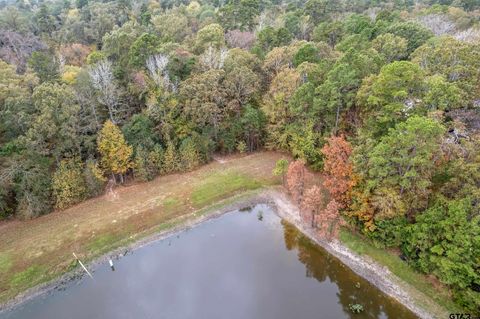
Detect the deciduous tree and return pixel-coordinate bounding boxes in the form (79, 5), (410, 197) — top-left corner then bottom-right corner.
(52, 158), (86, 209)
(322, 134), (354, 203)
(286, 160), (306, 204)
(302, 185), (323, 227)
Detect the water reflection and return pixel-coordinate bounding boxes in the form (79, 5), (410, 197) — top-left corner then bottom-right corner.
(281, 220), (415, 319)
(1, 205), (416, 319)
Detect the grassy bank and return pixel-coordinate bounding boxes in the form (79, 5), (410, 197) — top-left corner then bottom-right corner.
(0, 152), (284, 305)
(340, 230), (461, 316)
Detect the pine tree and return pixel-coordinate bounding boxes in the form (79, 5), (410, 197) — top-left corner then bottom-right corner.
(83, 159), (106, 197)
(272, 158), (289, 186)
(162, 141), (178, 174)
(146, 144), (164, 178)
(180, 138), (200, 171)
(133, 146), (149, 182)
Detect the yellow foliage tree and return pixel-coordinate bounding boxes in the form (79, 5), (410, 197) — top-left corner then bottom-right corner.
(97, 120), (133, 183)
(52, 158), (87, 209)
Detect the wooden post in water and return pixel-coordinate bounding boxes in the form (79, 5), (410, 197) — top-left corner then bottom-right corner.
(73, 253), (94, 279)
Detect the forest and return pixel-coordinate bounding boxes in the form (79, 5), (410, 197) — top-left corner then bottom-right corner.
(0, 0), (479, 312)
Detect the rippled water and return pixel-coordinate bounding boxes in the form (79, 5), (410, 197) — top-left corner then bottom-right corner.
(1, 204), (417, 319)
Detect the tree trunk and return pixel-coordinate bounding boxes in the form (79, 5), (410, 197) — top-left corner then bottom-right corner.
(334, 104), (341, 135)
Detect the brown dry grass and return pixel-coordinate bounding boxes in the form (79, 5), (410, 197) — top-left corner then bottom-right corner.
(0, 151), (286, 304)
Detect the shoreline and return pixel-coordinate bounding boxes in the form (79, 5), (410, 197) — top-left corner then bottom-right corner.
(0, 189), (441, 318)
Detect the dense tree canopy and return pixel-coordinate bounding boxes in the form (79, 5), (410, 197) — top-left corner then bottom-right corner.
(0, 0), (479, 310)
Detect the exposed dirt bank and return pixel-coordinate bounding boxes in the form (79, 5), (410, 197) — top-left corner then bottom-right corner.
(266, 189), (444, 319)
(1, 189), (442, 318)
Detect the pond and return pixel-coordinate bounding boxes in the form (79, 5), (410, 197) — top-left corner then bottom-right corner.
(1, 204), (417, 319)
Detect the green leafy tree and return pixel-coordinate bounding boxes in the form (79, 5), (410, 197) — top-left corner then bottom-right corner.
(217, 0), (260, 31)
(122, 113), (158, 151)
(403, 198), (480, 311)
(424, 75), (462, 111)
(152, 13), (190, 42)
(385, 22), (433, 55)
(179, 138), (201, 171)
(14, 155), (53, 219)
(162, 141), (179, 174)
(315, 48), (381, 135)
(35, 4), (56, 35)
(312, 21), (344, 47)
(83, 159), (106, 197)
(273, 158), (289, 186)
(304, 0), (334, 24)
(28, 51), (59, 83)
(195, 23), (225, 53)
(128, 33), (160, 68)
(240, 105), (266, 152)
(357, 61), (426, 137)
(411, 37), (480, 104)
(102, 21), (144, 68)
(371, 33), (408, 63)
(133, 145), (150, 182)
(262, 68), (301, 150)
(289, 121), (322, 167)
(293, 43), (320, 66)
(23, 82), (81, 160)
(353, 116), (445, 223)
(179, 69), (227, 141)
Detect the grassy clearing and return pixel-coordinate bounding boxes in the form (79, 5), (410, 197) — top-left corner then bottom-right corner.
(162, 197), (179, 210)
(10, 266), (47, 289)
(87, 233), (122, 252)
(191, 171), (262, 207)
(0, 152), (283, 304)
(340, 230), (460, 315)
(0, 253), (12, 273)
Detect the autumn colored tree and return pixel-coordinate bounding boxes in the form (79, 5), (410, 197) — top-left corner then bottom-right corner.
(301, 185), (323, 227)
(286, 160), (306, 204)
(316, 199), (344, 240)
(97, 120), (133, 183)
(321, 134), (355, 208)
(52, 158), (86, 209)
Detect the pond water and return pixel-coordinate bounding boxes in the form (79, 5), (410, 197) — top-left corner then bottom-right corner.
(1, 204), (417, 319)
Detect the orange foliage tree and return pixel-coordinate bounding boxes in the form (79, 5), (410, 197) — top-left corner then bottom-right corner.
(301, 185), (323, 227)
(315, 199), (345, 240)
(286, 160), (306, 204)
(59, 43), (91, 66)
(313, 135), (355, 240)
(321, 134), (355, 208)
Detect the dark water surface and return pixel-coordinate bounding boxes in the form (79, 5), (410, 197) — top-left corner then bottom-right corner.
(1, 205), (417, 319)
